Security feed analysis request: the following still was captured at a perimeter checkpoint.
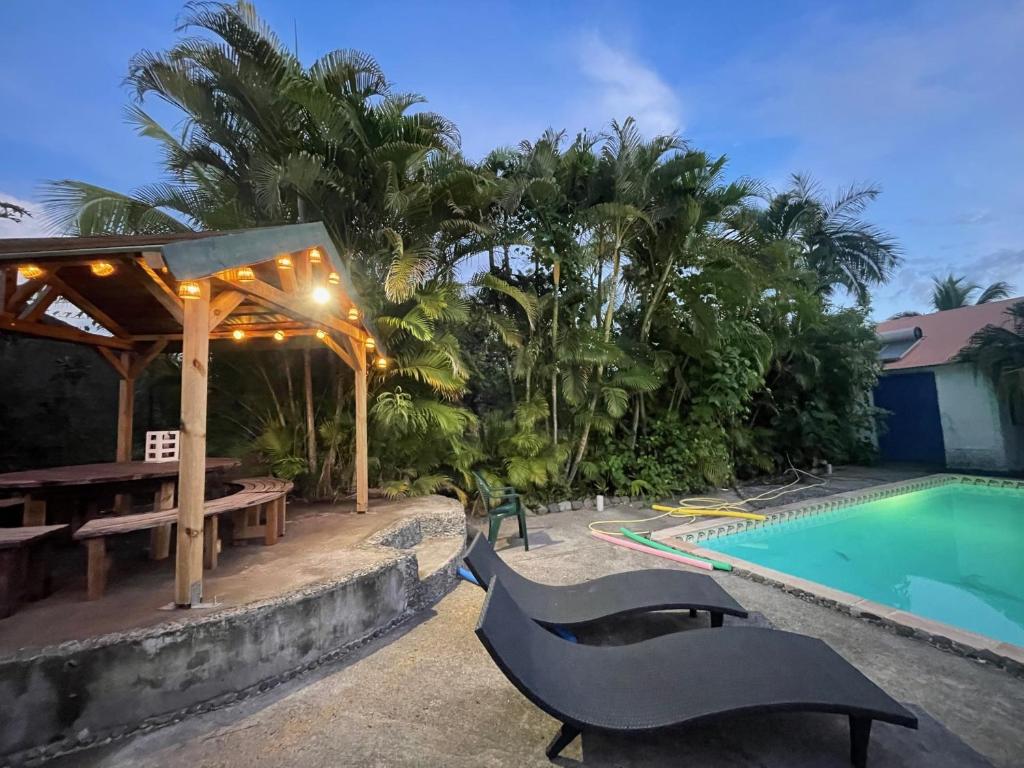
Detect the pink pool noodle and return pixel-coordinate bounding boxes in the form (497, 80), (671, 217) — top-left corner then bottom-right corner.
(590, 530), (714, 571)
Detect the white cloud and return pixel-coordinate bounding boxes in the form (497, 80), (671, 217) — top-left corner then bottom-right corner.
(0, 193), (49, 239)
(573, 32), (682, 137)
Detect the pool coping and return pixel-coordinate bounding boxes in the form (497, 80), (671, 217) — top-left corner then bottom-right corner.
(654, 473), (1024, 677)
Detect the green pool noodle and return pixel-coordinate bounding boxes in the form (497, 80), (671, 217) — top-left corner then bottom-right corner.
(619, 527), (733, 571)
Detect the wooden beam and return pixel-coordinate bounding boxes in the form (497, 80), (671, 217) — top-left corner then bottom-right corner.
(96, 347), (131, 379)
(175, 279), (210, 607)
(150, 480), (174, 561)
(134, 259), (184, 324)
(20, 285), (59, 323)
(129, 339), (169, 379)
(0, 315), (134, 349)
(4, 279), (43, 315)
(218, 275), (368, 342)
(116, 352), (135, 461)
(43, 273), (131, 338)
(0, 269), (14, 309)
(354, 342), (369, 514)
(208, 290), (245, 331)
(277, 257), (298, 294)
(321, 334), (356, 369)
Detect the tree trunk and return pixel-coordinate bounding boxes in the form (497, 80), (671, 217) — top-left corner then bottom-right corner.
(303, 347), (317, 474)
(551, 260), (560, 447)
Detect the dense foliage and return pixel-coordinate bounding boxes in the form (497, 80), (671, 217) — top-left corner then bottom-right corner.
(38, 2), (898, 503)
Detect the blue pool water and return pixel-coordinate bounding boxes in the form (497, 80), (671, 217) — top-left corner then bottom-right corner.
(706, 482), (1024, 645)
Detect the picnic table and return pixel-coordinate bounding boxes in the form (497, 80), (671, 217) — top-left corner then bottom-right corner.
(0, 459), (240, 559)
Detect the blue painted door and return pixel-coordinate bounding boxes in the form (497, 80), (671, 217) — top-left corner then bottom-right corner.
(874, 372), (946, 465)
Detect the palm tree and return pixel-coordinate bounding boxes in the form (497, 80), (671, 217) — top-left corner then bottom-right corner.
(733, 174), (900, 305)
(930, 274), (1012, 311)
(957, 300), (1024, 399)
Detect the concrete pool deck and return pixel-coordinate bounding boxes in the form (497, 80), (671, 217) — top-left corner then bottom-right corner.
(53, 466), (1024, 768)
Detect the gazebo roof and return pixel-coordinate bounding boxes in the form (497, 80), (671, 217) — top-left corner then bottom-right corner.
(0, 223), (379, 360)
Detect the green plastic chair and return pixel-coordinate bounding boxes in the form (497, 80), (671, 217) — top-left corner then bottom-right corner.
(472, 471), (529, 551)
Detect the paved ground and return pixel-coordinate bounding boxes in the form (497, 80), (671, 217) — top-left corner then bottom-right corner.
(58, 467), (1024, 767)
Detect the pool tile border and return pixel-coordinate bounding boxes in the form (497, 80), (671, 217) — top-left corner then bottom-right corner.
(658, 473), (1024, 677)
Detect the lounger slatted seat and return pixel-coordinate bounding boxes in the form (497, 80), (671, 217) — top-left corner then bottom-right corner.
(476, 577), (918, 767)
(464, 532), (747, 628)
(73, 477), (292, 599)
(0, 524), (68, 618)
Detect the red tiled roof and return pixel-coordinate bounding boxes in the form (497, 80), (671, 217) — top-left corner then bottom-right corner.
(875, 297), (1022, 370)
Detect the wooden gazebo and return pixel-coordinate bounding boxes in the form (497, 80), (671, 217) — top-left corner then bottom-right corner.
(0, 223), (378, 607)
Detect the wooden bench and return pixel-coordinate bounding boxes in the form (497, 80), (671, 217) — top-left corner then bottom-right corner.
(72, 477), (292, 600)
(0, 525), (68, 617)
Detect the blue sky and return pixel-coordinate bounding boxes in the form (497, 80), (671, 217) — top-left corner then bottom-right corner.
(1, 0), (1021, 319)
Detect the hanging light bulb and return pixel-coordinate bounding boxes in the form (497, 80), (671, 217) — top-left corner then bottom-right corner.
(315, 328), (327, 340)
(308, 247), (322, 264)
(347, 306), (359, 322)
(273, 330), (286, 342)
(311, 285), (331, 304)
(18, 265), (44, 280)
(236, 266), (256, 282)
(232, 329), (246, 341)
(365, 337), (376, 351)
(375, 356), (388, 370)
(327, 271), (340, 285)
(177, 280), (202, 300)
(277, 255), (293, 269)
(217, 268), (239, 281)
(90, 261), (116, 277)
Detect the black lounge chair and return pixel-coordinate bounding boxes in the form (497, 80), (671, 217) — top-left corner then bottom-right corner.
(476, 577), (918, 767)
(464, 531), (747, 628)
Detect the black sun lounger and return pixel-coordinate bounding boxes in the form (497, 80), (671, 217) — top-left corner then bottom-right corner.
(464, 531), (747, 628)
(476, 577), (918, 767)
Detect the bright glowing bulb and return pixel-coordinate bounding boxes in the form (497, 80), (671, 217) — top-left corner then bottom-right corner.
(311, 285), (331, 305)
(308, 247), (322, 264)
(375, 356), (388, 370)
(315, 329), (327, 340)
(277, 255), (293, 269)
(236, 266), (255, 282)
(273, 330), (286, 342)
(327, 271), (340, 285)
(232, 329), (246, 341)
(177, 280), (202, 300)
(365, 337), (376, 351)
(347, 306), (359, 321)
(18, 265), (44, 280)
(90, 261), (115, 277)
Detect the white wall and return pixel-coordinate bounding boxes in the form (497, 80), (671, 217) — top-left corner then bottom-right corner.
(933, 363), (1020, 471)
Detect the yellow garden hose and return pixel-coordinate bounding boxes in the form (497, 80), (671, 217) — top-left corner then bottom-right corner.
(588, 466), (827, 536)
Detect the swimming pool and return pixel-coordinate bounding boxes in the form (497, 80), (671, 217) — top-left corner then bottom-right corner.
(704, 480), (1024, 646)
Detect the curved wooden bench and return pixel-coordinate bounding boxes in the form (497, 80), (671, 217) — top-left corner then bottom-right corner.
(73, 477), (292, 600)
(0, 525), (68, 617)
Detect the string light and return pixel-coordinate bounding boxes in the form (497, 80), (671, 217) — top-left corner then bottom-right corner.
(375, 356), (388, 370)
(90, 261), (116, 277)
(315, 329), (327, 340)
(308, 247), (322, 264)
(365, 337), (376, 351)
(232, 329), (246, 341)
(177, 280), (202, 300)
(327, 271), (340, 285)
(236, 266), (255, 282)
(311, 285), (331, 304)
(273, 330), (286, 342)
(18, 265), (44, 280)
(347, 306), (359, 321)
(277, 255), (293, 269)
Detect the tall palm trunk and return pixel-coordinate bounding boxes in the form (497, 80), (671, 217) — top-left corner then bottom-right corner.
(303, 347), (317, 473)
(551, 260), (560, 447)
(568, 238), (622, 484)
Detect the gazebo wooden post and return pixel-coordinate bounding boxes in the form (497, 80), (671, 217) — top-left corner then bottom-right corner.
(354, 342), (369, 514)
(113, 352), (135, 514)
(175, 279), (211, 606)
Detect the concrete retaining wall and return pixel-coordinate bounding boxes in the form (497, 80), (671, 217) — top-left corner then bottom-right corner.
(0, 496), (465, 765)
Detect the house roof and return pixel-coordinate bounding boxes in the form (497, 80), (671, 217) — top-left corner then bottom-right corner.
(875, 296), (1022, 371)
